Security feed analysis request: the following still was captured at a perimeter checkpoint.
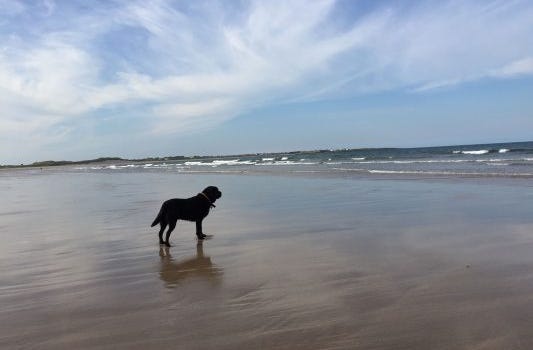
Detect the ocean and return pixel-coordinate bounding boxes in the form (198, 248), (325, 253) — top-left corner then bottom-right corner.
(70, 141), (533, 178)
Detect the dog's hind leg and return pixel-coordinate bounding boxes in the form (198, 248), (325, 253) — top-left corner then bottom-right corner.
(164, 220), (177, 247)
(158, 220), (168, 245)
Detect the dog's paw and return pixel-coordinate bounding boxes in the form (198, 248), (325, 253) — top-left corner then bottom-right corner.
(197, 234), (213, 240)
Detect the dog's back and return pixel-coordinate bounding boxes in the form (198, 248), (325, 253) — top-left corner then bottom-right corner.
(151, 196), (207, 226)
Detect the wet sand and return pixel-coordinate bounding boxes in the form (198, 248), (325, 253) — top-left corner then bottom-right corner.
(2, 170), (533, 349)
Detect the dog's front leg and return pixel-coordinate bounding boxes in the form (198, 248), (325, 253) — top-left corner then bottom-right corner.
(196, 220), (206, 239)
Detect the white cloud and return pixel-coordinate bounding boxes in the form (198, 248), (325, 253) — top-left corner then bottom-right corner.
(491, 57), (533, 78)
(0, 0), (533, 162)
(151, 98), (238, 133)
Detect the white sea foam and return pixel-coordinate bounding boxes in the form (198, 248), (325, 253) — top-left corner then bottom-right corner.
(325, 161), (366, 165)
(185, 159), (255, 166)
(328, 158), (520, 165)
(281, 157), (288, 160)
(177, 169), (248, 174)
(351, 157), (366, 160)
(212, 159), (240, 165)
(256, 160), (318, 166)
(483, 158), (513, 162)
(350, 159), (470, 164)
(328, 167), (533, 177)
(498, 149), (510, 153)
(100, 163), (151, 169)
(262, 157), (274, 161)
(455, 150), (489, 155)
(368, 169), (473, 175)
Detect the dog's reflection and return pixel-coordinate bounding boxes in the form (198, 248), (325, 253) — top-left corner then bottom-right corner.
(159, 242), (223, 288)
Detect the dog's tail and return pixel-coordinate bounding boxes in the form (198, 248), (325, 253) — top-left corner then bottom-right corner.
(151, 207), (163, 227)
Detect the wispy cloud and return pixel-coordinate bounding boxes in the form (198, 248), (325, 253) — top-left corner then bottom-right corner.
(491, 57), (533, 78)
(0, 0), (532, 162)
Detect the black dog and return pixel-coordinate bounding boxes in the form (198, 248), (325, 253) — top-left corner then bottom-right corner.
(151, 186), (222, 246)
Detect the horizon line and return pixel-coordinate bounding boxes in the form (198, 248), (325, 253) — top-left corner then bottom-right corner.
(2, 140), (532, 167)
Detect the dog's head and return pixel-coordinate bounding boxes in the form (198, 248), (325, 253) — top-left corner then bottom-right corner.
(202, 186), (222, 203)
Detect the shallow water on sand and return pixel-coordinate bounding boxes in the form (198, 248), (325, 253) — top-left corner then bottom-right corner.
(2, 170), (533, 349)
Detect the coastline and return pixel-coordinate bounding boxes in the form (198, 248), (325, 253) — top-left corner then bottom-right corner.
(2, 140), (531, 169)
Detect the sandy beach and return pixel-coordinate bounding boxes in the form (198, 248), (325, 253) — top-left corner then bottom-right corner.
(2, 169), (533, 349)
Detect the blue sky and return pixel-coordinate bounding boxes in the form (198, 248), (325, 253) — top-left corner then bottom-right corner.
(1, 0), (532, 164)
